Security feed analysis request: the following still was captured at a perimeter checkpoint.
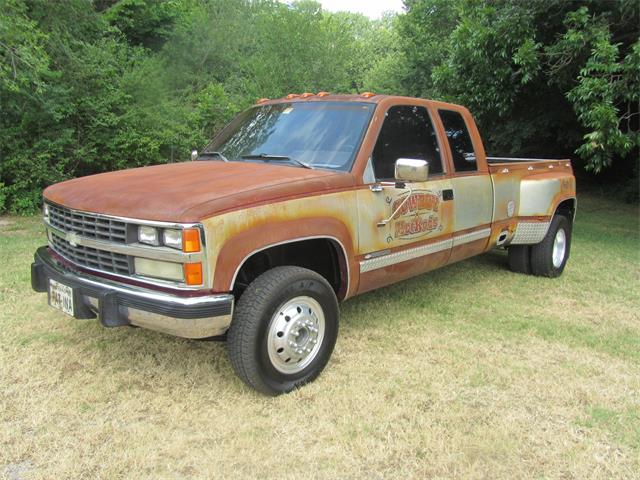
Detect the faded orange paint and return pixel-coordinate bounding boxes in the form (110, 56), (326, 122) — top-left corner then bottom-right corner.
(41, 94), (577, 301)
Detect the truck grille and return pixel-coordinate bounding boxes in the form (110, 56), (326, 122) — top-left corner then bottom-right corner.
(48, 203), (127, 244)
(51, 233), (131, 276)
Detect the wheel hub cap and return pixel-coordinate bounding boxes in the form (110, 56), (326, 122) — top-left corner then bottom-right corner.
(267, 296), (325, 374)
(552, 228), (566, 268)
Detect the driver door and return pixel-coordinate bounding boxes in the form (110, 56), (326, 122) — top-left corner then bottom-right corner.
(356, 104), (454, 294)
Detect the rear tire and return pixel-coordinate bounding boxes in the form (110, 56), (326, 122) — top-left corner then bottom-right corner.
(530, 215), (572, 277)
(508, 245), (531, 274)
(227, 266), (339, 395)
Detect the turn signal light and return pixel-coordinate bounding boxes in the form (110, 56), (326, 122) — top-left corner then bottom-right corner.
(184, 263), (203, 285)
(182, 228), (201, 253)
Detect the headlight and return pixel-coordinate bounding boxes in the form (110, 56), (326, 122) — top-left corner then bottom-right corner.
(138, 225), (159, 246)
(163, 229), (182, 250)
(134, 258), (184, 281)
(43, 203), (50, 222)
(139, 226), (201, 251)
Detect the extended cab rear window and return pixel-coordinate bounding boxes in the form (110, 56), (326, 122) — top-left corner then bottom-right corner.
(438, 110), (478, 172)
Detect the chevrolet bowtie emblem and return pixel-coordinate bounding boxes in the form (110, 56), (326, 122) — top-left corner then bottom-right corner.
(66, 231), (80, 247)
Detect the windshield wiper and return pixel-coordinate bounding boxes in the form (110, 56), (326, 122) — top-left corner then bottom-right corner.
(198, 151), (229, 162)
(240, 153), (314, 169)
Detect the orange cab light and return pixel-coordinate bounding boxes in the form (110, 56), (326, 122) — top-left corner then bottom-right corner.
(184, 263), (203, 286)
(316, 91), (330, 97)
(300, 92), (314, 98)
(361, 91), (376, 98)
(255, 97), (269, 104)
(182, 228), (201, 253)
(285, 93), (300, 99)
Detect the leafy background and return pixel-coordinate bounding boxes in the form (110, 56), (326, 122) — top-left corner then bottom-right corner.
(1, 0), (638, 213)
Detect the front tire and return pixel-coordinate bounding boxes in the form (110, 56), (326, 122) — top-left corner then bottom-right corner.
(227, 266), (339, 395)
(530, 214), (572, 277)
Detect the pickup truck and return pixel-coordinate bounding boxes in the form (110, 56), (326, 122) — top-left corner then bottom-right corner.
(31, 93), (576, 395)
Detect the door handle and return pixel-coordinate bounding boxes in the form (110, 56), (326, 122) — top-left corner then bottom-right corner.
(442, 189), (454, 201)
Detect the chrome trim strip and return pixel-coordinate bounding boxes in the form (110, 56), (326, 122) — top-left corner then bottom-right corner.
(364, 249), (391, 260)
(229, 236), (351, 297)
(44, 200), (202, 229)
(360, 238), (452, 273)
(360, 227), (491, 273)
(452, 228), (491, 247)
(46, 222), (203, 262)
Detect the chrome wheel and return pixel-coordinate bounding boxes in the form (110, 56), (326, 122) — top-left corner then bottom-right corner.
(552, 228), (566, 268)
(267, 296), (325, 374)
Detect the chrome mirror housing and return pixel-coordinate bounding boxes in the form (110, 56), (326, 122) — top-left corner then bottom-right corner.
(395, 158), (429, 183)
(191, 150), (198, 161)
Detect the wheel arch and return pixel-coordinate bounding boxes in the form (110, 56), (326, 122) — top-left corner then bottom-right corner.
(231, 236), (350, 300)
(554, 197), (577, 222)
(212, 217), (355, 300)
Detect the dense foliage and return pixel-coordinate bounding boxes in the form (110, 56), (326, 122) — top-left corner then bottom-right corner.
(400, 0), (639, 182)
(1, 0), (638, 213)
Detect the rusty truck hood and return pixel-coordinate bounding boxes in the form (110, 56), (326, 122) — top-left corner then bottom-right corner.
(43, 161), (353, 222)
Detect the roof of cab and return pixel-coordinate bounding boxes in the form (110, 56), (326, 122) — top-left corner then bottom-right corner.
(255, 93), (380, 105)
(254, 92), (463, 110)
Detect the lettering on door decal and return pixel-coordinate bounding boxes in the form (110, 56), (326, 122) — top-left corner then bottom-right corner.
(390, 190), (443, 240)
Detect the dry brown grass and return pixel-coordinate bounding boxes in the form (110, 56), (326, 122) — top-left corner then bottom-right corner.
(1, 193), (639, 479)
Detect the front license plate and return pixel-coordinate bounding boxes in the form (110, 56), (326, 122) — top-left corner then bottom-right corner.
(49, 279), (74, 316)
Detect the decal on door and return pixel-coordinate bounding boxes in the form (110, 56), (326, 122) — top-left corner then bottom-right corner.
(389, 189), (443, 240)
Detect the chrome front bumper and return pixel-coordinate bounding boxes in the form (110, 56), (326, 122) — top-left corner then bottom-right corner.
(31, 247), (234, 339)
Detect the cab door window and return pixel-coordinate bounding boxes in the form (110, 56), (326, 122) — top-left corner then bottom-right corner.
(372, 105), (443, 181)
(438, 110), (478, 172)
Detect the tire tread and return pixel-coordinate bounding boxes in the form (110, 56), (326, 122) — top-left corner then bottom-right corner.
(530, 215), (571, 277)
(227, 266), (337, 395)
(508, 245), (531, 274)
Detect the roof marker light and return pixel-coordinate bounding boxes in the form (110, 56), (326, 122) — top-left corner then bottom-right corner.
(255, 98), (269, 104)
(361, 92), (376, 98)
(300, 92), (314, 98)
(316, 91), (330, 97)
(285, 93), (300, 99)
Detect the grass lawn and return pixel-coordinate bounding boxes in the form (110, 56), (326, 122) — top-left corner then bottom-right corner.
(1, 192), (639, 479)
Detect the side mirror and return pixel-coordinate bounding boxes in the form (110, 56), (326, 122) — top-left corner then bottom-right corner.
(395, 158), (429, 183)
(191, 150), (198, 161)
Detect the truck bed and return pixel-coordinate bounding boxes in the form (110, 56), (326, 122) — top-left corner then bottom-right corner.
(487, 156), (571, 165)
(487, 156), (572, 175)
(487, 156), (574, 240)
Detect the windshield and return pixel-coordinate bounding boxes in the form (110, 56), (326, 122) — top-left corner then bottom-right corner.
(203, 101), (376, 171)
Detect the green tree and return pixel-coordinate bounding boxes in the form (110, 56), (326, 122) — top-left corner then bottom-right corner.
(0, 0), (390, 213)
(399, 0), (639, 179)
